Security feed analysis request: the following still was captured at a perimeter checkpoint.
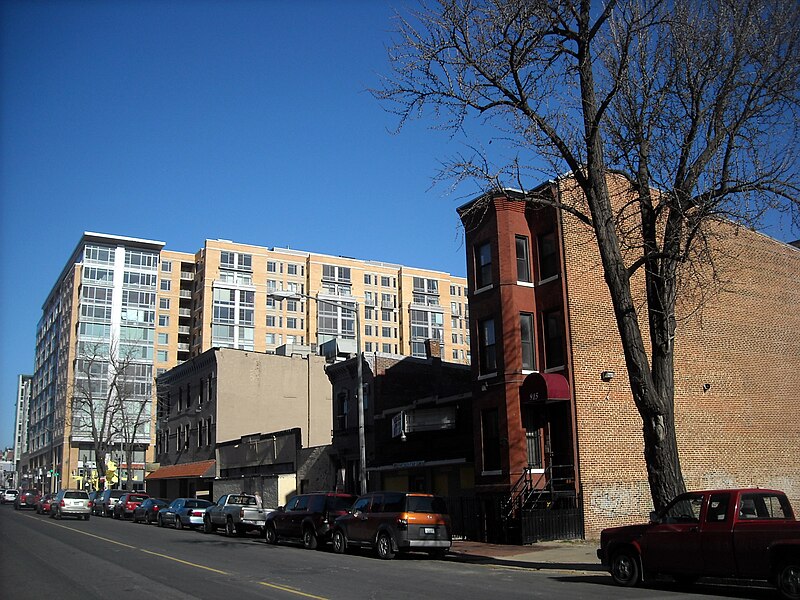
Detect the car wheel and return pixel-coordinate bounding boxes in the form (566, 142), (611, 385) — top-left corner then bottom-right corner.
(84, 514), (90, 521)
(302, 527), (318, 550)
(146, 513), (152, 525)
(264, 523), (278, 545)
(175, 516), (183, 530)
(610, 549), (642, 587)
(777, 559), (800, 600)
(203, 517), (213, 534)
(376, 532), (396, 560)
(332, 530), (347, 554)
(225, 518), (236, 537)
(159, 514), (166, 527)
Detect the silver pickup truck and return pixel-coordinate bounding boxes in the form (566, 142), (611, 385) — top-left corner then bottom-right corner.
(202, 493), (272, 536)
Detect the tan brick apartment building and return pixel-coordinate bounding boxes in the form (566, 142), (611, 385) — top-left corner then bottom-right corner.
(458, 177), (800, 538)
(22, 233), (469, 492)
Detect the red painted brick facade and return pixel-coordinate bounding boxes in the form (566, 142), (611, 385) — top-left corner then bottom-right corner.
(460, 176), (800, 538)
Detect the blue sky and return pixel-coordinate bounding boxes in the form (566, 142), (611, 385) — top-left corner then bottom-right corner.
(0, 0), (484, 448)
(2, 1), (798, 449)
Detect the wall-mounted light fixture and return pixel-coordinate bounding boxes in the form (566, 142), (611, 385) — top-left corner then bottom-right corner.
(600, 370), (615, 382)
(703, 383), (711, 392)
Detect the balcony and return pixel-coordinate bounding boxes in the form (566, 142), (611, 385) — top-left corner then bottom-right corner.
(179, 290), (192, 299)
(179, 308), (191, 318)
(180, 272), (195, 281)
(178, 325), (190, 335)
(177, 343), (190, 352)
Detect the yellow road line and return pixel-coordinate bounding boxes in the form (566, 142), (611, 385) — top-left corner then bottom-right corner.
(140, 548), (229, 575)
(28, 513), (330, 598)
(259, 581), (329, 600)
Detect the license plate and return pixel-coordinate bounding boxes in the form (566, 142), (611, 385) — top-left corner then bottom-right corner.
(424, 527), (435, 534)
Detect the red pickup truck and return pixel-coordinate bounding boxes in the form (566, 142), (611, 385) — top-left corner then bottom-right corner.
(597, 488), (800, 599)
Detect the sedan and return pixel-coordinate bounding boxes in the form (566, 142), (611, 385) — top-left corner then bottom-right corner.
(133, 498), (168, 524)
(158, 498), (213, 530)
(36, 493), (58, 514)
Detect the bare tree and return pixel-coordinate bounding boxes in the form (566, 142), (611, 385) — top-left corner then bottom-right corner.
(71, 338), (154, 490)
(373, 0), (800, 509)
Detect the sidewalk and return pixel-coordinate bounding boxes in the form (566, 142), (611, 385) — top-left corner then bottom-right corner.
(448, 539), (603, 572)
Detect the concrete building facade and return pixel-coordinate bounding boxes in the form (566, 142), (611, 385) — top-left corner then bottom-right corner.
(148, 347), (333, 506)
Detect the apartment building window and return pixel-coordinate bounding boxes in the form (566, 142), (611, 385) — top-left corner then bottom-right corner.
(266, 333), (275, 345)
(543, 310), (565, 369)
(381, 326), (392, 338)
(267, 261), (277, 273)
(159, 315), (169, 327)
(538, 232), (559, 280)
(266, 315), (276, 327)
(84, 245), (114, 264)
(475, 242), (493, 288)
(364, 274), (372, 285)
(287, 264), (298, 275)
(478, 318), (497, 374)
(365, 342), (373, 352)
(161, 260), (172, 272)
(365, 325), (373, 336)
(381, 309), (394, 322)
(158, 333), (169, 345)
(380, 276), (392, 287)
(221, 251), (252, 272)
(125, 249), (158, 269)
(516, 235), (531, 283)
(159, 298), (170, 310)
(382, 343), (392, 353)
(520, 313), (535, 371)
(322, 264), (351, 283)
(160, 279), (171, 292)
(365, 307), (375, 320)
(481, 408), (501, 472)
(287, 317), (298, 329)
(157, 350), (168, 362)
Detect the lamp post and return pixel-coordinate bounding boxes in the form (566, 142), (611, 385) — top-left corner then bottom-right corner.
(268, 290), (367, 495)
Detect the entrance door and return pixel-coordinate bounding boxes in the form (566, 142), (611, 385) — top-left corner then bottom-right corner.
(522, 409), (544, 470)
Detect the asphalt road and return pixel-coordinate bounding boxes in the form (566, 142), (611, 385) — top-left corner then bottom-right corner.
(0, 505), (775, 599)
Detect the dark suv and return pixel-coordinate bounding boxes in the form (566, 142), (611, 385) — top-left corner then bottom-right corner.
(14, 489), (39, 510)
(96, 489), (126, 517)
(331, 492), (451, 559)
(264, 492), (356, 549)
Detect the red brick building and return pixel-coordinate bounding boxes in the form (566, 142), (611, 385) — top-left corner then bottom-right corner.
(458, 176), (800, 538)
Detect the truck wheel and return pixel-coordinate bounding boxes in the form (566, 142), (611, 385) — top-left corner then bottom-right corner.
(332, 530), (347, 554)
(777, 559), (800, 600)
(203, 517), (213, 534)
(175, 516), (183, 530)
(610, 549), (641, 587)
(303, 527), (318, 550)
(265, 523), (278, 545)
(376, 532), (396, 560)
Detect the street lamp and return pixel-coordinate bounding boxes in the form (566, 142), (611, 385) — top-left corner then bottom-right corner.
(268, 290), (367, 495)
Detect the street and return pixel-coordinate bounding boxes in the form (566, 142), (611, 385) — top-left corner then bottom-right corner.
(0, 505), (774, 599)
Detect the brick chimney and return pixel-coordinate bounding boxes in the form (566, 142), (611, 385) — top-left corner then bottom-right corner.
(424, 339), (442, 360)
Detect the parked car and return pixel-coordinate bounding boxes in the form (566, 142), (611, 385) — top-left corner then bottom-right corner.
(265, 492), (356, 549)
(331, 492), (451, 560)
(50, 489), (92, 520)
(133, 498), (168, 524)
(3, 489), (19, 504)
(96, 489), (126, 517)
(159, 498), (213, 530)
(598, 488), (800, 599)
(36, 492), (58, 514)
(14, 489), (40, 510)
(113, 492), (150, 519)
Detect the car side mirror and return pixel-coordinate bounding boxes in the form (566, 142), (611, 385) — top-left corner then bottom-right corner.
(649, 511), (660, 524)
(277, 506), (285, 512)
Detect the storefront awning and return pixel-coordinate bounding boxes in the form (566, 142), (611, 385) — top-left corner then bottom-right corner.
(520, 372), (571, 403)
(145, 459), (216, 480)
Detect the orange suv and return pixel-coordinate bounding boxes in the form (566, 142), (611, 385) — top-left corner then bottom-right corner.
(331, 491), (451, 560)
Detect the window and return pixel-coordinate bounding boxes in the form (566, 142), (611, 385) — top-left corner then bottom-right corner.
(267, 261), (277, 273)
(266, 333), (275, 345)
(287, 317), (297, 329)
(266, 315), (276, 327)
(322, 264), (351, 283)
(516, 236), (531, 283)
(161, 260), (172, 273)
(157, 350), (168, 362)
(543, 311), (564, 369)
(160, 279), (171, 291)
(158, 314), (169, 327)
(481, 408), (501, 472)
(381, 343), (392, 353)
(159, 298), (170, 310)
(364, 274), (372, 285)
(520, 313), (535, 371)
(158, 333), (169, 345)
(380, 276), (391, 287)
(538, 232), (559, 280)
(478, 318), (497, 374)
(475, 242), (492, 288)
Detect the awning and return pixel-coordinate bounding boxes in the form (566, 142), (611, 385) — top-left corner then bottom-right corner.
(145, 459), (216, 480)
(520, 372), (571, 403)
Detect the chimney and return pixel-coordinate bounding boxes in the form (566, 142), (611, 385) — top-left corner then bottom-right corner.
(424, 339), (442, 360)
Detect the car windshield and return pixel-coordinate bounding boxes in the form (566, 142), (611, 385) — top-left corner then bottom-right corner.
(406, 496), (448, 514)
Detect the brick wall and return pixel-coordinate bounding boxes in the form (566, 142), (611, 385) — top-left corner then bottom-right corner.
(560, 177), (800, 537)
